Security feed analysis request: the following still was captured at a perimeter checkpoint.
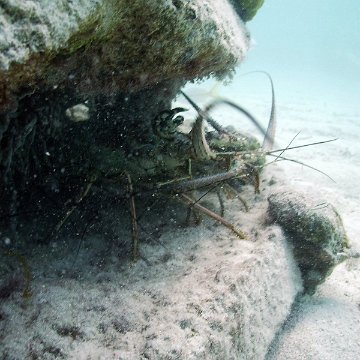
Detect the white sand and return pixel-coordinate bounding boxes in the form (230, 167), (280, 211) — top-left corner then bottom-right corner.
(0, 178), (302, 359)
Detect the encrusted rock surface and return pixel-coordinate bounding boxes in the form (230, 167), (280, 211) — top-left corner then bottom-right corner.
(0, 0), (251, 113)
(268, 189), (349, 294)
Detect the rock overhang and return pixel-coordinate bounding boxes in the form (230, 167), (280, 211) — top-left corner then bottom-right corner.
(0, 0), (265, 113)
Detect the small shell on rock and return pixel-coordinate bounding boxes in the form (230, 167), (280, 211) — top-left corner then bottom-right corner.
(65, 104), (90, 122)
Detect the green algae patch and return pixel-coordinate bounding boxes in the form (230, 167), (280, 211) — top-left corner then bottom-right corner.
(231, 0), (265, 21)
(0, 0), (250, 112)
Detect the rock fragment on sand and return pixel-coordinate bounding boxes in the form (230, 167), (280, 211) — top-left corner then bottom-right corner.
(268, 190), (349, 294)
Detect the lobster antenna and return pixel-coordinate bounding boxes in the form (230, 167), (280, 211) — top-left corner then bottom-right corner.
(235, 71), (276, 151)
(181, 71), (275, 147)
(266, 138), (338, 154)
(261, 72), (276, 151)
(266, 153), (336, 182)
(182, 93), (271, 161)
(203, 99), (268, 139)
(180, 90), (230, 135)
(273, 131), (301, 162)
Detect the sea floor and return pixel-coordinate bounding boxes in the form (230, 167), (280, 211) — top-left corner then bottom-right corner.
(179, 76), (360, 360)
(1, 75), (359, 359)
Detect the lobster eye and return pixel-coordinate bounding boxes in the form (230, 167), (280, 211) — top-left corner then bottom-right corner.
(173, 115), (184, 126)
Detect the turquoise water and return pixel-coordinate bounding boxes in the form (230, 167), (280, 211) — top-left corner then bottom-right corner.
(238, 0), (360, 112)
(181, 1), (359, 139)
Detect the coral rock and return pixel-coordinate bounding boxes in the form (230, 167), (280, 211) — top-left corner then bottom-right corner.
(268, 190), (349, 294)
(0, 0), (251, 113)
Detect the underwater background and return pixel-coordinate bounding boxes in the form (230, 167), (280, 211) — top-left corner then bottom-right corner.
(241, 0), (360, 112)
(1, 1), (359, 358)
(182, 0), (360, 180)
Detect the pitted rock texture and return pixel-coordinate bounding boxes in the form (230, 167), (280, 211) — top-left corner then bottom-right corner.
(0, 0), (251, 112)
(268, 190), (349, 294)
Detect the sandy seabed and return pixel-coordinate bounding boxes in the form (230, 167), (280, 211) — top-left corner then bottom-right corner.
(183, 79), (360, 359)
(261, 94), (360, 360)
(0, 79), (359, 359)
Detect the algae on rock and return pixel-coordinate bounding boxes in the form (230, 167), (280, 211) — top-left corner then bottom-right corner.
(268, 190), (349, 294)
(230, 0), (265, 21)
(0, 0), (250, 112)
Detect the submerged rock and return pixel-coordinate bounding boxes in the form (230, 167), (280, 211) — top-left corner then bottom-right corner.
(0, 0), (251, 113)
(0, 0), (259, 243)
(268, 190), (349, 294)
(230, 0), (265, 22)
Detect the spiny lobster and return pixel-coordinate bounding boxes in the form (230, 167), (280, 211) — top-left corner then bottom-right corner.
(65, 73), (278, 261)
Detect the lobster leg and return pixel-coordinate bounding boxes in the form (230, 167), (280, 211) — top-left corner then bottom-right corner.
(54, 174), (96, 233)
(179, 194), (246, 239)
(125, 172), (140, 261)
(216, 188), (225, 217)
(223, 183), (249, 212)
